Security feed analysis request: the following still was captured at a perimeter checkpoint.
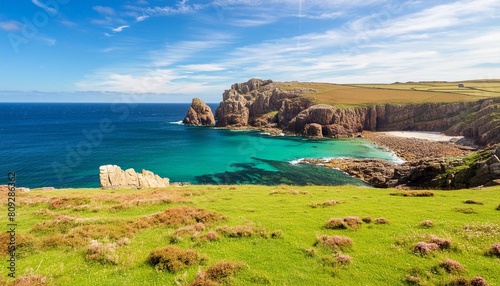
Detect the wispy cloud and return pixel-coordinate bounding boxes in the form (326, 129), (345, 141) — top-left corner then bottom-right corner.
(93, 6), (115, 16)
(0, 20), (21, 31)
(32, 0), (57, 14)
(112, 25), (130, 33)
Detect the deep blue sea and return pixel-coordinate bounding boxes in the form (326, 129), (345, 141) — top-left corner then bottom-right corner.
(0, 103), (400, 188)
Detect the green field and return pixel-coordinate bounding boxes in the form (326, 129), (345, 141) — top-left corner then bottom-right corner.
(278, 80), (500, 107)
(2, 185), (500, 285)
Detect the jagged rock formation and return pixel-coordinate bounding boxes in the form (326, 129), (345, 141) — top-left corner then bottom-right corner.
(99, 165), (170, 189)
(210, 79), (500, 145)
(183, 98), (215, 126)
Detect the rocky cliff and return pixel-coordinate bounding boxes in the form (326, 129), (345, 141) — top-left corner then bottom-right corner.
(208, 79), (500, 145)
(99, 165), (170, 189)
(183, 98), (215, 126)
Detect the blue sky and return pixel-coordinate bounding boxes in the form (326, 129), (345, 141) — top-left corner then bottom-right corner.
(0, 0), (499, 103)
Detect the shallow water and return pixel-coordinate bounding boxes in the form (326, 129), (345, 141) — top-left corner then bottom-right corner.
(0, 103), (399, 188)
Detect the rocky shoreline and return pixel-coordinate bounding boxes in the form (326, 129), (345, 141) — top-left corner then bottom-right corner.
(303, 133), (500, 189)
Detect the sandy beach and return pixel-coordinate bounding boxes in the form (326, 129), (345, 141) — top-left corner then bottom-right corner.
(362, 131), (472, 161)
(381, 131), (463, 142)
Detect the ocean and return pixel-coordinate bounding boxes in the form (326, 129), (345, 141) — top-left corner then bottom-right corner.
(0, 103), (400, 188)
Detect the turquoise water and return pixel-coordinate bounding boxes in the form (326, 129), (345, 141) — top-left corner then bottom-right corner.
(0, 103), (399, 188)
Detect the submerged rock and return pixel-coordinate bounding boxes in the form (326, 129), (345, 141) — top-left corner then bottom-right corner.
(99, 165), (169, 189)
(183, 98), (215, 126)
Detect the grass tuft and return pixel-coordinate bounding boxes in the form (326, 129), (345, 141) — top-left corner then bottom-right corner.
(454, 207), (477, 214)
(315, 235), (353, 250)
(190, 261), (246, 286)
(85, 240), (119, 265)
(470, 276), (489, 286)
(11, 274), (47, 286)
(487, 242), (500, 257)
(390, 191), (434, 197)
(420, 220), (433, 228)
(324, 218), (347, 230)
(362, 216), (372, 223)
(148, 245), (206, 273)
(310, 200), (338, 208)
(135, 207), (227, 229)
(413, 242), (440, 256)
(428, 236), (452, 250)
(439, 258), (465, 274)
(200, 231), (220, 242)
(343, 216), (363, 229)
(374, 217), (389, 224)
(48, 197), (91, 209)
(464, 200), (484, 205)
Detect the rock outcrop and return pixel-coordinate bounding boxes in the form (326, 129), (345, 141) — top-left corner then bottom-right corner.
(310, 145), (500, 189)
(183, 98), (215, 126)
(209, 79), (500, 145)
(99, 165), (169, 189)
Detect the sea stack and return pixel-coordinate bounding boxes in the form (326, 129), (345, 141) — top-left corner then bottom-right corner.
(183, 98), (215, 126)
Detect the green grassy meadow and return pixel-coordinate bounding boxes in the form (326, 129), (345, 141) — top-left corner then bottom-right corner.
(2, 185), (500, 285)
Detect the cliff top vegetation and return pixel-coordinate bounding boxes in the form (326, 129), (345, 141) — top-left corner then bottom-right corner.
(275, 80), (500, 107)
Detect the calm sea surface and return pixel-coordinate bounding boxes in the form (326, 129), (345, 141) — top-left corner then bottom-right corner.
(0, 103), (399, 188)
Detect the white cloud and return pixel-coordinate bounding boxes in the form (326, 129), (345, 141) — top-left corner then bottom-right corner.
(93, 6), (116, 16)
(0, 20), (21, 31)
(32, 0), (57, 14)
(112, 25), (130, 32)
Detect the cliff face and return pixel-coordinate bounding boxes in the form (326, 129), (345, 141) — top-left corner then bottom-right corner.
(209, 79), (500, 145)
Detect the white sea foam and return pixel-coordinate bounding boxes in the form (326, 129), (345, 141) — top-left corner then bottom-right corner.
(289, 158), (306, 165)
(169, 120), (184, 125)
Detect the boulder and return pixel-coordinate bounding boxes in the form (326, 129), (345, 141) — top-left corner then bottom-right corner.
(99, 165), (169, 189)
(183, 98), (215, 126)
(304, 123), (323, 138)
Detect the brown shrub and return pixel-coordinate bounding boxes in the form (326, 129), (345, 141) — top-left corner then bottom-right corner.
(315, 235), (353, 250)
(413, 242), (439, 255)
(390, 191), (434, 197)
(448, 276), (470, 286)
(439, 259), (465, 274)
(135, 207), (226, 229)
(454, 207), (477, 214)
(201, 231), (219, 242)
(343, 216), (363, 229)
(11, 274), (47, 286)
(464, 200), (483, 205)
(374, 217), (389, 224)
(305, 248), (316, 257)
(310, 200), (338, 208)
(428, 236), (452, 250)
(148, 246), (206, 272)
(190, 261), (245, 286)
(174, 223), (206, 237)
(0, 233), (35, 255)
(324, 218), (347, 230)
(420, 220), (433, 228)
(215, 225), (277, 239)
(335, 254), (352, 265)
(85, 240), (118, 265)
(270, 229), (283, 239)
(362, 216), (372, 223)
(487, 242), (500, 257)
(48, 197), (91, 209)
(470, 276), (489, 286)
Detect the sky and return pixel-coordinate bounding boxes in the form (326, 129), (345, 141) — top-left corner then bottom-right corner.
(0, 0), (499, 103)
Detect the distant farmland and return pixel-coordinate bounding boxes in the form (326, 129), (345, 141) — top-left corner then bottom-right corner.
(279, 80), (500, 107)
